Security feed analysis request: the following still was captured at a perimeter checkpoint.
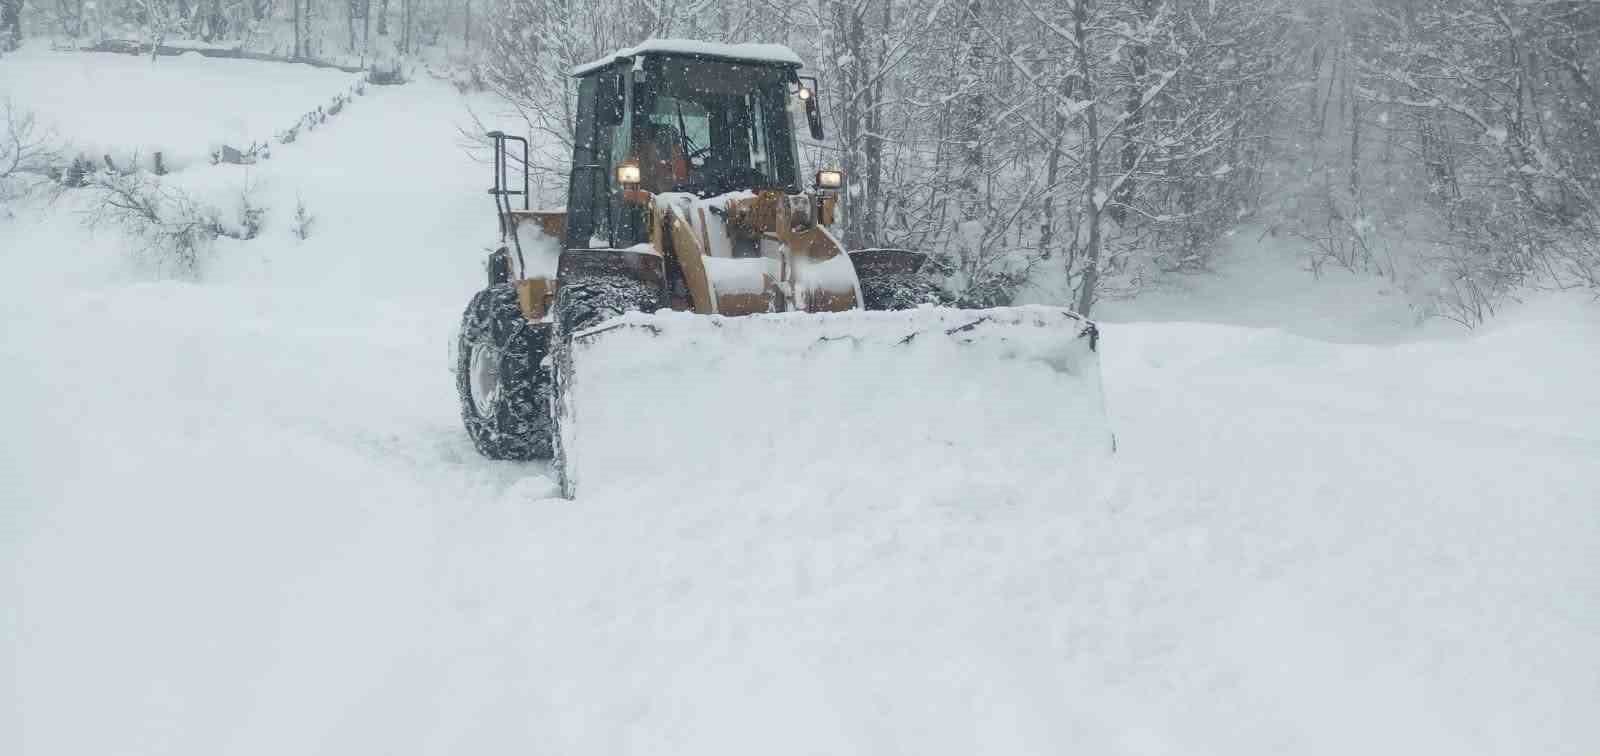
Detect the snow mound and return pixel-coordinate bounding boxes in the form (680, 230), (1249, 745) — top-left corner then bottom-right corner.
(559, 306), (1110, 498)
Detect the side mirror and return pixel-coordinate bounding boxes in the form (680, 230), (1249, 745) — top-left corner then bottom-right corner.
(798, 76), (825, 141)
(596, 74), (623, 127)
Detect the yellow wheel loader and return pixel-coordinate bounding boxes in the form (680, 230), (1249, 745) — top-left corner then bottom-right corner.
(454, 40), (1108, 497)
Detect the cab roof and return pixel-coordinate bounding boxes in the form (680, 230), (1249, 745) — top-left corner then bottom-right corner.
(571, 39), (804, 77)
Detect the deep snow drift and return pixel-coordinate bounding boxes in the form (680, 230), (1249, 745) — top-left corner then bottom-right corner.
(3, 53), (1599, 756)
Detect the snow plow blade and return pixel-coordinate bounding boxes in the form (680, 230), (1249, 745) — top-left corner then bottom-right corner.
(554, 306), (1111, 499)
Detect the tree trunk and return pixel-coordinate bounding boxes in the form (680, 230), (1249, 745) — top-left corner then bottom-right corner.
(955, 0), (986, 232)
(1347, 73), (1360, 198)
(1111, 0), (1156, 226)
(834, 1), (867, 248)
(1038, 75), (1075, 260)
(1316, 47), (1339, 138)
(1073, 0), (1102, 317)
(860, 1), (890, 248)
(59, 0), (85, 38)
(1306, 43), (1323, 131)
(208, 0), (226, 41)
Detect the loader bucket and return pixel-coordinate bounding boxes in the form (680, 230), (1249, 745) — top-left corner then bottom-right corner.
(554, 306), (1111, 499)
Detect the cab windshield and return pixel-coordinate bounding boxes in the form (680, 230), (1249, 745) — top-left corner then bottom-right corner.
(628, 56), (800, 196)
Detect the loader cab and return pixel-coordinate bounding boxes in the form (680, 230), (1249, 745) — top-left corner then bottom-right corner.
(565, 45), (817, 250)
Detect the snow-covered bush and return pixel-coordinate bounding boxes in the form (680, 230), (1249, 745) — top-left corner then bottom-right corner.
(86, 171), (263, 274)
(366, 58), (408, 85)
(0, 99), (57, 206)
(60, 154), (95, 188)
(235, 182), (265, 240)
(292, 195), (314, 240)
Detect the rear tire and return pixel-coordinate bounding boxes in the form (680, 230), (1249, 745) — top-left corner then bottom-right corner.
(455, 284), (553, 460)
(550, 271), (663, 498)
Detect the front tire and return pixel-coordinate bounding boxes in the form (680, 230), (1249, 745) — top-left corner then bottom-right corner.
(455, 284), (553, 460)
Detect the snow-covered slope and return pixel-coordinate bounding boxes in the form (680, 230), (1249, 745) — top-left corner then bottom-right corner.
(0, 47), (361, 172)
(3, 59), (1598, 756)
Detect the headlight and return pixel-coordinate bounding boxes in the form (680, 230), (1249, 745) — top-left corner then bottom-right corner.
(815, 169), (843, 189)
(615, 160), (641, 186)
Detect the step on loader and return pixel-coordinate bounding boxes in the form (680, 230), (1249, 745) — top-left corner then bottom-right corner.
(453, 40), (1110, 497)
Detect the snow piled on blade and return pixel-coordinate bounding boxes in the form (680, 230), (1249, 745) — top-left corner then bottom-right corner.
(560, 306), (1109, 499)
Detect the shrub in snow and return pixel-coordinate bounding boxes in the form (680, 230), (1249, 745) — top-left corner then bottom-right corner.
(236, 186), (264, 241)
(61, 154), (94, 188)
(451, 63), (489, 94)
(367, 59), (408, 86)
(292, 195), (314, 241)
(87, 172), (264, 275)
(88, 172), (215, 274)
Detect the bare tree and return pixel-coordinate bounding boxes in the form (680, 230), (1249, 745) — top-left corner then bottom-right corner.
(1, 101), (59, 208)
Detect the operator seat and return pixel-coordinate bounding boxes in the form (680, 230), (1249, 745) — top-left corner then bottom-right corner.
(633, 122), (690, 193)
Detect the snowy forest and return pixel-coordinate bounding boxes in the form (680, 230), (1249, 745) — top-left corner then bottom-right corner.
(6, 0), (1600, 322)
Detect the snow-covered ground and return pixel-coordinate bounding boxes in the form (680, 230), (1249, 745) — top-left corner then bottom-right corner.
(0, 47), (361, 172)
(1093, 226), (1437, 345)
(4, 56), (1599, 755)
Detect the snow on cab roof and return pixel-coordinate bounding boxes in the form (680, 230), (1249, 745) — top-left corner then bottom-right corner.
(572, 39), (804, 76)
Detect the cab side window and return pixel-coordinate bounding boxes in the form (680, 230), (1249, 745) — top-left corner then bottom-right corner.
(566, 71), (623, 249)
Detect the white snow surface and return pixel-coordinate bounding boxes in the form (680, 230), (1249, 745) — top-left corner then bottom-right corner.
(3, 57), (1600, 756)
(572, 38), (804, 76)
(0, 46), (361, 172)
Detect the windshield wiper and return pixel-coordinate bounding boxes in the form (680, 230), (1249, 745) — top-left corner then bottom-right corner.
(675, 100), (705, 167)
